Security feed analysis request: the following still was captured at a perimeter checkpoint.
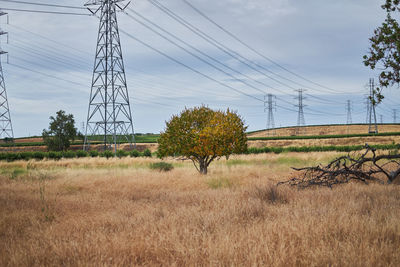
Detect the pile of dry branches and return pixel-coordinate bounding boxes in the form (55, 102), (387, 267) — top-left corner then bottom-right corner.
(278, 144), (400, 188)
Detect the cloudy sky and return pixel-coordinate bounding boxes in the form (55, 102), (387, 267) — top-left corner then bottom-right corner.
(0, 0), (397, 137)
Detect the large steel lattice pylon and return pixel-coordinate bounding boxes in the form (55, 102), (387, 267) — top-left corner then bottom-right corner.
(84, 0), (134, 152)
(0, 11), (14, 140)
(295, 89), (306, 135)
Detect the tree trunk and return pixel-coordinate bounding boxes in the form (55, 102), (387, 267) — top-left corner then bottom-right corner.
(199, 159), (207, 175)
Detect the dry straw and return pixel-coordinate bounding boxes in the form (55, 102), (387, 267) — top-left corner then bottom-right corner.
(0, 153), (399, 266)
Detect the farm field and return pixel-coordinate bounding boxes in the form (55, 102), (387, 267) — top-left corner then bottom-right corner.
(248, 135), (400, 148)
(1, 153), (399, 266)
(2, 124), (400, 153)
(248, 123), (400, 137)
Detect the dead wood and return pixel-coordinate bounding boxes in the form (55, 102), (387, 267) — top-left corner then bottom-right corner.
(278, 144), (400, 188)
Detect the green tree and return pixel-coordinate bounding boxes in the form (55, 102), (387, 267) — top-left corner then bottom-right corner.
(158, 106), (247, 174)
(363, 0), (400, 104)
(42, 110), (77, 151)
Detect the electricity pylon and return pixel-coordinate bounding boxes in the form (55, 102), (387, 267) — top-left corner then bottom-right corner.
(264, 94), (276, 136)
(346, 100), (352, 125)
(84, 0), (135, 152)
(0, 11), (13, 140)
(368, 78), (378, 134)
(295, 89), (306, 135)
(346, 100), (352, 134)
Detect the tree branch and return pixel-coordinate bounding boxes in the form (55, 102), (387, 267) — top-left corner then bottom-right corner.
(278, 145), (398, 188)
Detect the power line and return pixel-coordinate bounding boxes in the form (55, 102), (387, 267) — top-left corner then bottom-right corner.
(0, 8), (91, 16)
(181, 0), (358, 95)
(7, 61), (177, 110)
(144, 1), (303, 93)
(9, 33), (90, 66)
(124, 11), (267, 96)
(0, 0), (85, 9)
(9, 62), (87, 87)
(7, 24), (89, 56)
(305, 93), (346, 105)
(10, 41), (90, 73)
(119, 28), (264, 103)
(125, 10), (274, 94)
(8, 21), (250, 108)
(147, 0), (365, 98)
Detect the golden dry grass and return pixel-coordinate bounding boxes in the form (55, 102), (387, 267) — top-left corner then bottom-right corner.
(248, 135), (400, 148)
(0, 153), (399, 266)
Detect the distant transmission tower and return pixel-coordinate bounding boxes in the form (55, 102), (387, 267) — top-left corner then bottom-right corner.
(264, 94), (276, 136)
(346, 100), (352, 134)
(380, 114), (383, 124)
(295, 89), (306, 135)
(368, 78), (378, 134)
(346, 100), (352, 124)
(0, 11), (13, 140)
(84, 0), (134, 152)
(393, 109), (397, 123)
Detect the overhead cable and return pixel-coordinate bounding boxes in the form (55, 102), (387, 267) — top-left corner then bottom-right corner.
(0, 0), (85, 9)
(0, 7), (90, 16)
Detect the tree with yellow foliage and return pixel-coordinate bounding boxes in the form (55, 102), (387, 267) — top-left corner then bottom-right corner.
(158, 106), (247, 174)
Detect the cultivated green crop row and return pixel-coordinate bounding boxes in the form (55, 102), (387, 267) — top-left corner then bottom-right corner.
(0, 135), (160, 148)
(246, 144), (399, 154)
(0, 149), (152, 162)
(0, 144), (398, 162)
(248, 132), (400, 141)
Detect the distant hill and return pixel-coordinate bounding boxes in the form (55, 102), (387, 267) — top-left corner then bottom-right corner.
(248, 124), (400, 138)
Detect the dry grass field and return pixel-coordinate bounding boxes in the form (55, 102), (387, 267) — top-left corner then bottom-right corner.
(248, 135), (400, 148)
(1, 153), (399, 266)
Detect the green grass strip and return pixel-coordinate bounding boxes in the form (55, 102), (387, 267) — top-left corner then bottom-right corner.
(248, 132), (400, 141)
(246, 144), (400, 154)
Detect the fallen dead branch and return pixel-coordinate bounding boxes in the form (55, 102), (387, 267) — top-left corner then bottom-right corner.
(278, 144), (400, 188)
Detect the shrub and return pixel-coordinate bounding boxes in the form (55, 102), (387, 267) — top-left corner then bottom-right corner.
(143, 149), (152, 157)
(89, 150), (99, 157)
(116, 150), (128, 158)
(149, 162), (174, 172)
(129, 149), (140, 158)
(62, 151), (76, 159)
(101, 150), (113, 159)
(48, 151), (62, 160)
(20, 152), (34, 160)
(76, 150), (88, 158)
(33, 152), (45, 160)
(6, 153), (21, 162)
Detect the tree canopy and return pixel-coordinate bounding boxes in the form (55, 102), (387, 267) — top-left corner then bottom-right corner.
(364, 0), (400, 103)
(42, 110), (77, 151)
(158, 106), (247, 174)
